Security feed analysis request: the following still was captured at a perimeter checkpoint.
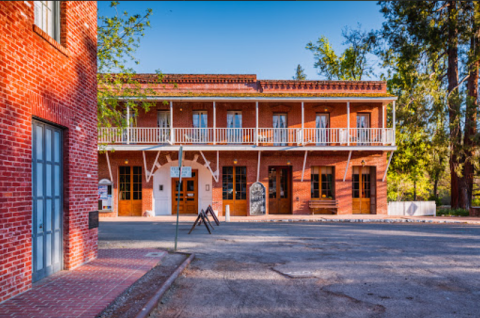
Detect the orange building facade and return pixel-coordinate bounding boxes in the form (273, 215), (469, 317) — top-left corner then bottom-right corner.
(98, 74), (397, 218)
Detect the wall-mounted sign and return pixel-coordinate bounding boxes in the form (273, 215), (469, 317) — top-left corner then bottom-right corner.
(249, 182), (266, 215)
(170, 166), (192, 178)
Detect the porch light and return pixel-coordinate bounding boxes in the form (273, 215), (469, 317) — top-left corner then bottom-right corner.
(287, 160), (291, 165)
(361, 160), (366, 166)
(233, 159), (238, 165)
(324, 107), (328, 112)
(124, 159), (129, 165)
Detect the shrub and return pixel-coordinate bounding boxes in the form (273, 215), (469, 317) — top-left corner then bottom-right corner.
(472, 198), (480, 207)
(436, 208), (470, 217)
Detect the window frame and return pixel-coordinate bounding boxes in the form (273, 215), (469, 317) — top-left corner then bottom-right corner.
(34, 1), (61, 43)
(311, 166), (335, 200)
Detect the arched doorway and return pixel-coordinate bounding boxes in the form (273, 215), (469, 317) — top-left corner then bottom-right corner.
(153, 160), (212, 215)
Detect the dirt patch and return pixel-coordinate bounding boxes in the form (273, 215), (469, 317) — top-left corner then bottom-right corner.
(97, 252), (187, 318)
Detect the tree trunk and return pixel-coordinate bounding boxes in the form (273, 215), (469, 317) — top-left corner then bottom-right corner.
(464, 2), (480, 209)
(413, 180), (417, 201)
(447, 1), (462, 208)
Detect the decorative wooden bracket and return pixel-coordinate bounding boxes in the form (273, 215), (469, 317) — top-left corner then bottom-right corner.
(343, 151), (352, 182)
(200, 150), (219, 182)
(142, 151), (161, 183)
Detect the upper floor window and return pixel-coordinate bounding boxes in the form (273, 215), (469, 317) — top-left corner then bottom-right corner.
(34, 1), (61, 42)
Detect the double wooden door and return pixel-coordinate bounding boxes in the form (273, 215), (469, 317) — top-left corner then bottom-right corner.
(352, 166), (376, 214)
(222, 166), (247, 216)
(118, 166), (143, 216)
(172, 169), (198, 215)
(268, 167), (292, 214)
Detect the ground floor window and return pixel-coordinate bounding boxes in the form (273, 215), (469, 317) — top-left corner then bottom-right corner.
(223, 166), (247, 200)
(311, 166), (334, 199)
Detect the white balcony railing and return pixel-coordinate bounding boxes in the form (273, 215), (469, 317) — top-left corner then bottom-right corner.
(98, 127), (395, 146)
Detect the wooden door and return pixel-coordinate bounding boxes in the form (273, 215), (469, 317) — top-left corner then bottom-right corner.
(118, 166), (143, 216)
(222, 166), (247, 216)
(352, 166), (371, 214)
(32, 120), (63, 282)
(268, 167), (292, 214)
(172, 169), (198, 215)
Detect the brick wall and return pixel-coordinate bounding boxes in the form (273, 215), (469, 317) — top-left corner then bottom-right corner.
(0, 1), (97, 302)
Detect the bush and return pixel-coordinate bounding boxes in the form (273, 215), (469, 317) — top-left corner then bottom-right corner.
(436, 208), (470, 217)
(472, 198), (480, 207)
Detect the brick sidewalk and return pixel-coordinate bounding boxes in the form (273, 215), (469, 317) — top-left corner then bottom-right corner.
(0, 249), (166, 318)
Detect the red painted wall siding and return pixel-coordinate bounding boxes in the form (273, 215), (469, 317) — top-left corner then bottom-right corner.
(0, 1), (97, 302)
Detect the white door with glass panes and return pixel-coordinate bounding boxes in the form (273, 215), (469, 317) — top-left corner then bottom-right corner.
(273, 113), (288, 146)
(315, 114), (330, 146)
(356, 114), (370, 145)
(227, 111), (242, 143)
(157, 111), (170, 143)
(192, 111), (208, 143)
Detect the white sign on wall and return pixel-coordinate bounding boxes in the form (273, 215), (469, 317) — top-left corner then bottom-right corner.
(170, 166), (192, 178)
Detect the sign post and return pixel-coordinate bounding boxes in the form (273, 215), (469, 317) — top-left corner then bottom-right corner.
(174, 146), (183, 251)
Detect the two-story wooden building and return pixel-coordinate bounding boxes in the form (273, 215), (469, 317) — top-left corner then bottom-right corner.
(98, 74), (397, 217)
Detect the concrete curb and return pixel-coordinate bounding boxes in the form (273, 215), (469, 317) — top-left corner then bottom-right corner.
(135, 253), (194, 318)
(227, 218), (480, 225)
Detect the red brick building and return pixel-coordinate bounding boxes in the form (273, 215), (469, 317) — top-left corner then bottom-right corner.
(98, 74), (397, 218)
(0, 2), (97, 302)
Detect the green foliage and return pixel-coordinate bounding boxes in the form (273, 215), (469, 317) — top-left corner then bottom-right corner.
(97, 1), (163, 132)
(306, 25), (375, 80)
(436, 208), (470, 217)
(292, 64), (307, 80)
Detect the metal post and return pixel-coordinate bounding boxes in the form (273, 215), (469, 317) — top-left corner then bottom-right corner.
(347, 101), (350, 146)
(170, 101), (174, 145)
(174, 146), (183, 251)
(255, 101), (259, 146)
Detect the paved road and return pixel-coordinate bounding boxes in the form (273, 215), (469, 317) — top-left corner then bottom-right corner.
(99, 221), (480, 318)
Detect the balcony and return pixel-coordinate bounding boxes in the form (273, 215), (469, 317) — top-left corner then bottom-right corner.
(98, 127), (395, 147)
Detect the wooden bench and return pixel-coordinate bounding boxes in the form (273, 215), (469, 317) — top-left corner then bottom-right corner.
(309, 200), (339, 214)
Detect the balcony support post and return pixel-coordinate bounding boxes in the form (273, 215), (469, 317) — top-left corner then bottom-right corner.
(382, 151), (394, 182)
(392, 101), (396, 145)
(301, 150), (308, 182)
(126, 105), (130, 144)
(347, 101), (350, 146)
(343, 150), (352, 182)
(382, 103), (386, 145)
(255, 101), (259, 146)
(170, 101), (174, 145)
(213, 101), (216, 145)
(257, 150), (261, 182)
(301, 101), (305, 145)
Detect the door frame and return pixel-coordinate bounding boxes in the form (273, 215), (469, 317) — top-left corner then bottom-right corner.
(171, 169), (199, 215)
(352, 165), (372, 214)
(222, 166), (248, 216)
(32, 119), (64, 282)
(117, 166), (143, 216)
(268, 166), (292, 214)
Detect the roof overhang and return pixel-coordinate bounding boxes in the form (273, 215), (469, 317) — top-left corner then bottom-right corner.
(117, 96), (397, 103)
(99, 145), (397, 152)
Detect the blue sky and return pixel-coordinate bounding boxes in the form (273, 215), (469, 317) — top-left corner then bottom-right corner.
(98, 1), (385, 80)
